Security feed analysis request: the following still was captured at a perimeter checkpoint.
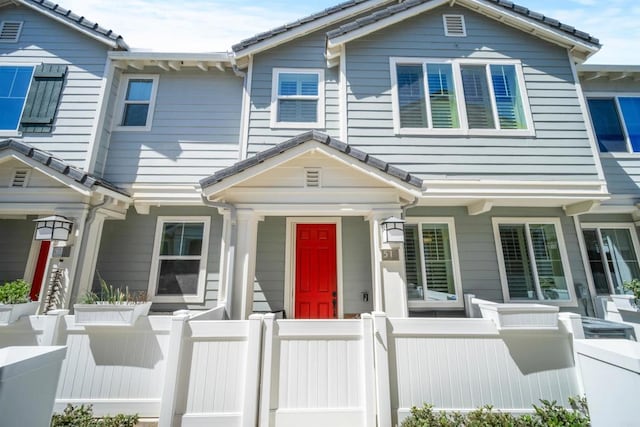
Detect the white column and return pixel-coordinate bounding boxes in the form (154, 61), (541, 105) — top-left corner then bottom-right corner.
(72, 209), (108, 305)
(369, 209), (408, 317)
(232, 209), (259, 320)
(216, 210), (233, 314)
(51, 208), (88, 309)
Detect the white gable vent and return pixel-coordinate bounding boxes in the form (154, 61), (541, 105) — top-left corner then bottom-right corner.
(0, 21), (23, 43)
(305, 168), (321, 188)
(11, 169), (30, 188)
(443, 15), (466, 37)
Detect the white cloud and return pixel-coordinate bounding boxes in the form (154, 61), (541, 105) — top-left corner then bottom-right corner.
(59, 0), (639, 63)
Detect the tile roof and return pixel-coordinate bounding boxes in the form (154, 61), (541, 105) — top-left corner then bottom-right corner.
(21, 0), (128, 49)
(200, 130), (423, 190)
(234, 0), (599, 54)
(327, 0), (600, 45)
(232, 0), (372, 52)
(0, 139), (130, 196)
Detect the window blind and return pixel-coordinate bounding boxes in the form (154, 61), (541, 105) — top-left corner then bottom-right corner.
(461, 65), (495, 129)
(396, 65), (427, 128)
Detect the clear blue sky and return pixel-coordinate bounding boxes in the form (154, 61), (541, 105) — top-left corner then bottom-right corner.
(62, 0), (639, 64)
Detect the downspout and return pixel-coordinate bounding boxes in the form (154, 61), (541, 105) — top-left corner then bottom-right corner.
(401, 195), (419, 219)
(201, 194), (237, 319)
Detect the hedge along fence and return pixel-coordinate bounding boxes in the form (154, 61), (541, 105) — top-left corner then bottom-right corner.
(0, 310), (585, 427)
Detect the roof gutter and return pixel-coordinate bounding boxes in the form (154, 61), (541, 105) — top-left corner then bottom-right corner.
(200, 195), (237, 319)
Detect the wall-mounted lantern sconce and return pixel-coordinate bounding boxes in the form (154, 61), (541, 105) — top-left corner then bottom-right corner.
(381, 216), (405, 244)
(33, 215), (74, 241)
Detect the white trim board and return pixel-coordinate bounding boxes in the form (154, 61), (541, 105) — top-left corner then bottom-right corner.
(284, 217), (344, 319)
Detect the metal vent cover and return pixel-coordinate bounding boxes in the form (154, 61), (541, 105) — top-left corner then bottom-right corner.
(0, 21), (23, 42)
(305, 168), (321, 188)
(443, 15), (466, 37)
(11, 169), (30, 187)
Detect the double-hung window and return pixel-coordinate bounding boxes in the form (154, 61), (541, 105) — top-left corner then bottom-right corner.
(403, 218), (463, 308)
(493, 218), (574, 304)
(391, 58), (532, 135)
(148, 217), (210, 303)
(271, 68), (324, 128)
(581, 223), (640, 295)
(115, 75), (159, 131)
(0, 66), (33, 132)
(586, 96), (640, 153)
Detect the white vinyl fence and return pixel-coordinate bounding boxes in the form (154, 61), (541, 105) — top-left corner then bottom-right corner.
(0, 309), (587, 427)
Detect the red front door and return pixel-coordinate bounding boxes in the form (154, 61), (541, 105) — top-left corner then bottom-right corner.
(295, 223), (337, 319)
(30, 240), (51, 302)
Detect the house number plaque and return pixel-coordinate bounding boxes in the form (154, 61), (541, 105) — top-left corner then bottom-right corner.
(381, 248), (400, 261)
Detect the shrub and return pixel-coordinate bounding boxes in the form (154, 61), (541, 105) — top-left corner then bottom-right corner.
(401, 397), (590, 427)
(0, 279), (31, 304)
(623, 278), (640, 304)
(51, 404), (139, 427)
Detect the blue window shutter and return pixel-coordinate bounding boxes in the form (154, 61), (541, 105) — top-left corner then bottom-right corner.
(20, 64), (67, 133)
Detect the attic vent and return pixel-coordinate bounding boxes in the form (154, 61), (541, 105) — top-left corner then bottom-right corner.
(0, 21), (23, 42)
(305, 168), (321, 188)
(443, 15), (466, 37)
(11, 169), (30, 188)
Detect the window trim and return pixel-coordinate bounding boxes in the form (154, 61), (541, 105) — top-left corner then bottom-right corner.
(0, 64), (34, 135)
(585, 92), (640, 155)
(113, 74), (159, 132)
(270, 68), (325, 129)
(148, 216), (211, 303)
(404, 217), (464, 309)
(579, 222), (640, 295)
(390, 57), (534, 136)
(492, 217), (577, 306)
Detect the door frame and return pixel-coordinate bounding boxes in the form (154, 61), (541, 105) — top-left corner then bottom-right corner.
(284, 217), (343, 319)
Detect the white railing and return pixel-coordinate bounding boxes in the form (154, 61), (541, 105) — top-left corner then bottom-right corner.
(0, 309), (588, 426)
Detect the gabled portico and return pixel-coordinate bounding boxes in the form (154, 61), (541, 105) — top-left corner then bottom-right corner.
(200, 131), (422, 319)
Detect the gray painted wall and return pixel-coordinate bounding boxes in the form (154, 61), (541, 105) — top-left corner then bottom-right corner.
(344, 4), (598, 182)
(95, 206), (223, 311)
(0, 219), (34, 283)
(406, 206), (591, 315)
(0, 5), (109, 168)
(253, 216), (373, 316)
(582, 78), (640, 198)
(103, 69), (243, 186)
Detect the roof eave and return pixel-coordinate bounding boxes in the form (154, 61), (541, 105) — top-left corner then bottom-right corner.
(326, 0), (600, 65)
(16, 0), (127, 50)
(232, 0), (393, 65)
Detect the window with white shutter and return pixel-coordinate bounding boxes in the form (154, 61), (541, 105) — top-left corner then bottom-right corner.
(271, 68), (324, 128)
(391, 58), (532, 135)
(403, 218), (462, 308)
(494, 218), (572, 303)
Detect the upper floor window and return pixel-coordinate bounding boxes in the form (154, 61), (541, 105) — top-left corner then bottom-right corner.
(493, 218), (574, 304)
(115, 75), (159, 131)
(403, 218), (463, 308)
(391, 58), (533, 136)
(148, 216), (210, 303)
(0, 66), (33, 131)
(271, 68), (324, 129)
(587, 96), (640, 153)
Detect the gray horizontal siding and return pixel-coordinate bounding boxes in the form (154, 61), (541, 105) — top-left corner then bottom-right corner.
(0, 5), (109, 168)
(247, 30), (341, 155)
(344, 4), (599, 182)
(95, 207), (223, 311)
(103, 69), (243, 185)
(254, 217), (286, 313)
(405, 206), (590, 315)
(0, 219), (33, 283)
(342, 216), (373, 315)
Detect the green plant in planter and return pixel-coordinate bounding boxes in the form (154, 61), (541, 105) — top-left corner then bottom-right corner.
(623, 278), (640, 306)
(0, 279), (31, 304)
(50, 403), (139, 427)
(79, 273), (147, 305)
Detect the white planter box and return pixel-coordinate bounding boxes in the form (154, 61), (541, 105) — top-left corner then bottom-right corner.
(0, 346), (67, 427)
(479, 303), (559, 330)
(611, 294), (638, 311)
(74, 302), (151, 326)
(0, 302), (39, 326)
